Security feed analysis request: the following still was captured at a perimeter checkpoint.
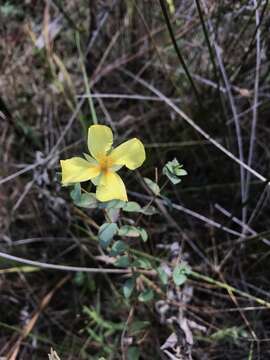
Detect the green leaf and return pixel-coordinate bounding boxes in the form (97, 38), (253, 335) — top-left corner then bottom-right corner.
(118, 226), (148, 241)
(118, 225), (140, 238)
(163, 158), (187, 185)
(76, 193), (97, 208)
(157, 266), (169, 285)
(138, 289), (154, 302)
(70, 184), (97, 208)
(70, 183), (81, 203)
(115, 255), (130, 268)
(98, 223), (118, 249)
(173, 272), (186, 286)
(127, 347), (140, 360)
(163, 171), (181, 184)
(143, 177), (160, 196)
(123, 201), (141, 213)
(98, 198), (156, 215)
(172, 264), (191, 286)
(132, 258), (152, 270)
(123, 278), (135, 299)
(111, 241), (128, 256)
(138, 228), (148, 242)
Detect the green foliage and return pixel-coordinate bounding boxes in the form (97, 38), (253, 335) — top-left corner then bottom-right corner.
(138, 289), (154, 302)
(98, 223), (118, 249)
(163, 158), (187, 184)
(172, 263), (191, 286)
(66, 151), (191, 360)
(114, 255), (130, 268)
(143, 177), (160, 195)
(70, 183), (81, 203)
(82, 306), (124, 357)
(157, 266), (169, 285)
(111, 240), (128, 256)
(118, 225), (141, 237)
(123, 201), (157, 215)
(118, 225), (148, 242)
(138, 228), (148, 242)
(70, 183), (97, 208)
(132, 258), (152, 269)
(210, 326), (249, 345)
(139, 205), (157, 215)
(103, 199), (157, 216)
(123, 277), (135, 299)
(70, 187), (157, 216)
(122, 201), (141, 212)
(67, 147), (191, 356)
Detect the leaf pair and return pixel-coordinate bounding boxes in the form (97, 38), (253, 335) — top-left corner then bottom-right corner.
(163, 158), (187, 184)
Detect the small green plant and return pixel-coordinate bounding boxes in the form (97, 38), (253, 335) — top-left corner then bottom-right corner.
(62, 124), (189, 291)
(60, 124), (188, 355)
(162, 158), (187, 184)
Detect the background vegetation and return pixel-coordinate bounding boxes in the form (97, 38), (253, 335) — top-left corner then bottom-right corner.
(1, 0), (270, 359)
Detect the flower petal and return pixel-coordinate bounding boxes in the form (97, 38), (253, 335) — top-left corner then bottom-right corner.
(60, 157), (100, 185)
(88, 125), (113, 160)
(109, 138), (145, 170)
(96, 172), (127, 202)
(83, 153), (98, 164)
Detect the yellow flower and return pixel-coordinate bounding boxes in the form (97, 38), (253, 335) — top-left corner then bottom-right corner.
(60, 125), (145, 202)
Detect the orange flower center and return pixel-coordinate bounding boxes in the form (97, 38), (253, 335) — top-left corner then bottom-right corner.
(98, 156), (113, 173)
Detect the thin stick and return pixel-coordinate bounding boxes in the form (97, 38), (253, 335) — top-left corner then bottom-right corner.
(0, 251), (137, 274)
(78, 93), (181, 102)
(245, 0), (262, 208)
